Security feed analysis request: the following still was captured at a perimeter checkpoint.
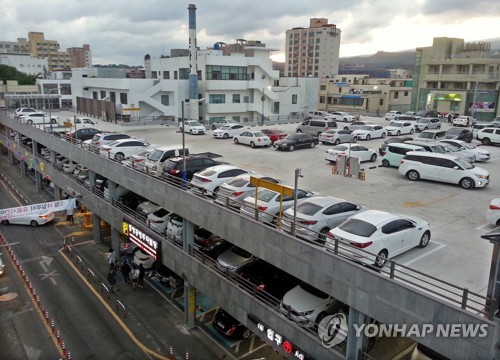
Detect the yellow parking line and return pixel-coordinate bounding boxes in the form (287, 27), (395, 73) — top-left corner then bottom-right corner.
(58, 247), (170, 360)
(403, 193), (457, 208)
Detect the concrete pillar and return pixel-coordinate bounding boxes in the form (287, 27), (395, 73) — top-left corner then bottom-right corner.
(50, 150), (56, 165)
(107, 180), (117, 203)
(182, 218), (196, 329)
(32, 140), (37, 154)
(53, 184), (61, 200)
(20, 161), (26, 176)
(88, 170), (96, 188)
(111, 227), (120, 255)
(92, 213), (102, 243)
(346, 307), (365, 360)
(8, 151), (14, 165)
(35, 171), (42, 190)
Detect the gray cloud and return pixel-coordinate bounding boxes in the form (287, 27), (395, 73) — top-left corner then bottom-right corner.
(2, 0), (500, 65)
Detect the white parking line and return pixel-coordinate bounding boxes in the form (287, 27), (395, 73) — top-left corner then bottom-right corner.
(475, 223), (494, 232)
(401, 241), (446, 266)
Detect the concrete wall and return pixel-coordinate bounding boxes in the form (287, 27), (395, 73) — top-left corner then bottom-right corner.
(0, 113), (498, 360)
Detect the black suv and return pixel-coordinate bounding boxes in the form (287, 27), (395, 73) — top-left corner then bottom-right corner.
(161, 152), (223, 181)
(67, 128), (101, 142)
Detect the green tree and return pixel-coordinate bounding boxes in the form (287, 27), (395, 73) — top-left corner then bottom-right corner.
(0, 65), (38, 85)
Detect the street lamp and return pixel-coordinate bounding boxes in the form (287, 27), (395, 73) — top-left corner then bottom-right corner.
(261, 86), (271, 126)
(374, 86), (381, 117)
(181, 98), (205, 188)
(290, 168), (303, 236)
(46, 87), (61, 132)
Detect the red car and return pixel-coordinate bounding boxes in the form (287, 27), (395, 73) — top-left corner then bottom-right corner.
(261, 129), (287, 144)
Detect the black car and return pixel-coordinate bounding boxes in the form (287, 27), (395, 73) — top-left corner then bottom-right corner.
(161, 152), (223, 181)
(239, 259), (300, 301)
(194, 227), (232, 259)
(273, 133), (319, 151)
(153, 264), (183, 289)
(378, 136), (414, 155)
(67, 127), (100, 142)
(212, 308), (251, 340)
(445, 128), (473, 143)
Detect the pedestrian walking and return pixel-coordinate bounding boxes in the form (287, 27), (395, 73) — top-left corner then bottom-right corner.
(106, 248), (116, 268)
(121, 261), (131, 283)
(115, 264), (124, 290)
(447, 113), (452, 124)
(131, 266), (140, 290)
(138, 263), (145, 288)
(66, 207), (74, 223)
(107, 268), (116, 293)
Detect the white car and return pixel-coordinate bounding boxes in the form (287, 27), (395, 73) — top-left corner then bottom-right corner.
(15, 107), (39, 118)
(190, 165), (251, 197)
(326, 210), (431, 268)
(352, 125), (386, 140)
(439, 140), (490, 162)
(280, 282), (343, 327)
(62, 159), (78, 173)
(240, 188), (315, 224)
(233, 130), (272, 148)
(281, 196), (367, 243)
(1, 212), (55, 227)
(486, 199), (500, 226)
(384, 122), (414, 136)
(330, 112), (356, 122)
(210, 119), (239, 130)
(22, 112), (58, 125)
(100, 139), (151, 161)
(213, 124), (248, 139)
(132, 248), (156, 269)
(180, 120), (206, 135)
(384, 111), (403, 121)
(305, 111), (337, 121)
(453, 116), (476, 127)
(165, 213), (183, 244)
(147, 207), (171, 234)
(214, 173), (282, 209)
(325, 144), (377, 163)
(318, 129), (357, 145)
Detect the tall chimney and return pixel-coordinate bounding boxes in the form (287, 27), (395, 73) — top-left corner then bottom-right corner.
(187, 4), (200, 121)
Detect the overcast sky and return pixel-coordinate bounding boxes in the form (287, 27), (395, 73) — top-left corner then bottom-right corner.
(3, 0), (500, 65)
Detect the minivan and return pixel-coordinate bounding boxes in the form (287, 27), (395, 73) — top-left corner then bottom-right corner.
(381, 143), (424, 167)
(398, 152), (490, 189)
(296, 119), (337, 136)
(144, 145), (191, 176)
(417, 129), (446, 142)
(415, 118), (442, 131)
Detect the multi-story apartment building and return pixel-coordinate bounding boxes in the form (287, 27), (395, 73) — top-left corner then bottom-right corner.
(319, 74), (412, 115)
(67, 44), (92, 68)
(28, 32), (72, 71)
(0, 38), (29, 54)
(71, 46), (319, 123)
(0, 53), (47, 76)
(411, 37), (500, 121)
(285, 18), (341, 78)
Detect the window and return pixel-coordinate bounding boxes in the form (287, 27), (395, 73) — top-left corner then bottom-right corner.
(161, 95), (169, 106)
(205, 65), (248, 80)
(152, 71), (157, 79)
(92, 91), (98, 100)
(394, 92), (399, 99)
(292, 94), (297, 104)
(110, 92), (116, 103)
(232, 94), (240, 103)
(174, 71), (178, 79)
(209, 94), (225, 104)
(120, 92), (127, 104)
(163, 71), (170, 79)
(179, 68), (189, 79)
(100, 91), (106, 99)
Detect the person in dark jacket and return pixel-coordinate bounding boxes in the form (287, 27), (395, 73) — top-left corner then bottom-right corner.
(121, 261), (131, 283)
(107, 268), (117, 293)
(138, 263), (145, 288)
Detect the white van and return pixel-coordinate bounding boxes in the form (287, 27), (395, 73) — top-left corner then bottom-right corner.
(144, 145), (191, 176)
(398, 152), (490, 189)
(417, 129), (446, 142)
(381, 143), (424, 167)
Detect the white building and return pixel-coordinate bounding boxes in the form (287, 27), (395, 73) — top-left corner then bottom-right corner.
(285, 18), (341, 78)
(71, 47), (319, 124)
(0, 53), (48, 76)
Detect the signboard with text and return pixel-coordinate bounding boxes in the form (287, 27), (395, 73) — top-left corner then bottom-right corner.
(122, 221), (159, 259)
(0, 199), (76, 221)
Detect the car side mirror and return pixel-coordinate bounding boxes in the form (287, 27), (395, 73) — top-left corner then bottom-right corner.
(453, 166), (460, 170)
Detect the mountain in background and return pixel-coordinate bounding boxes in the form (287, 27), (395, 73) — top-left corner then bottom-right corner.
(338, 37), (500, 74)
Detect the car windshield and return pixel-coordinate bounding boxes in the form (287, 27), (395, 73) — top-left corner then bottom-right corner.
(332, 145), (349, 151)
(226, 177), (249, 187)
(417, 119), (429, 124)
(296, 202), (322, 215)
(455, 157), (474, 169)
(359, 126), (373, 131)
(461, 143), (475, 149)
(299, 282), (329, 299)
(232, 247), (252, 259)
(446, 128), (462, 135)
(153, 208), (169, 217)
(188, 121), (202, 126)
(431, 145), (447, 154)
(106, 140), (120, 147)
(286, 134), (299, 140)
(253, 131), (266, 137)
(219, 126), (231, 130)
(339, 218), (377, 237)
(443, 144), (459, 151)
(419, 132), (434, 139)
(323, 130), (337, 135)
(390, 123), (403, 127)
(256, 189), (277, 202)
(147, 149), (164, 161)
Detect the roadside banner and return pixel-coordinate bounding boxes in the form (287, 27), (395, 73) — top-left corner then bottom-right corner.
(0, 199), (76, 221)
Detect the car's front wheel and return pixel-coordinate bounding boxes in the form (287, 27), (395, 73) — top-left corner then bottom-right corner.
(382, 159), (390, 167)
(30, 220), (39, 227)
(334, 139), (340, 145)
(370, 154), (377, 162)
(481, 138), (491, 145)
(223, 133), (229, 139)
(310, 142), (315, 148)
(460, 177), (475, 190)
(250, 141), (256, 148)
(241, 328), (251, 340)
(381, 132), (386, 138)
(289, 145), (295, 151)
(396, 131), (401, 136)
(234, 138), (239, 144)
(351, 136), (357, 143)
(1, 220), (9, 225)
(418, 231), (431, 248)
(366, 135), (371, 140)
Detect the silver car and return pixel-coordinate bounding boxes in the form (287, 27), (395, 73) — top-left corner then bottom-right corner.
(415, 118), (441, 131)
(216, 246), (256, 274)
(318, 129), (357, 145)
(281, 196), (367, 243)
(343, 121), (375, 131)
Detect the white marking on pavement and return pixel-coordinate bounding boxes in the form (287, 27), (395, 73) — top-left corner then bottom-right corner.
(0, 241), (20, 247)
(475, 223), (494, 232)
(402, 241), (446, 266)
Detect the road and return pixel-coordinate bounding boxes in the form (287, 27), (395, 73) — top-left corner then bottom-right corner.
(0, 180), (155, 359)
